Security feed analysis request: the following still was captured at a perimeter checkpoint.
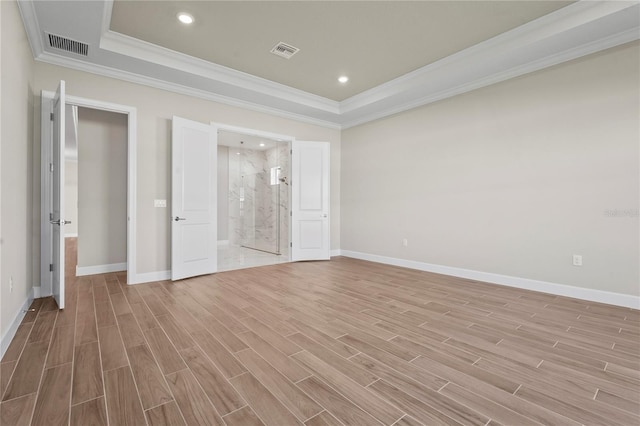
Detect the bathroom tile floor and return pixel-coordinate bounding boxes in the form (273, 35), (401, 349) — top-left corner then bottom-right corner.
(218, 244), (289, 272)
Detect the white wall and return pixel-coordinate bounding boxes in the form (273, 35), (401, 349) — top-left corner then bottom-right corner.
(33, 62), (341, 279)
(64, 160), (78, 237)
(77, 107), (128, 269)
(217, 145), (229, 241)
(1, 0), (35, 338)
(341, 41), (640, 298)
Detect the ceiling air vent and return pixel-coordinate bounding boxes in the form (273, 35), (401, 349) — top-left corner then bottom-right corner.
(270, 42), (299, 59)
(47, 33), (89, 56)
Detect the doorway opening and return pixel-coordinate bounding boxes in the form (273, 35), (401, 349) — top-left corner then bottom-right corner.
(65, 105), (128, 278)
(41, 86), (137, 305)
(217, 130), (291, 271)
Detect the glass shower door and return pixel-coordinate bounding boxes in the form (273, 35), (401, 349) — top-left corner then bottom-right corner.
(240, 170), (281, 255)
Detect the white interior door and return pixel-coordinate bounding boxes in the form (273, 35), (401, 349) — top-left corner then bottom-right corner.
(291, 141), (330, 261)
(51, 81), (66, 309)
(171, 116), (217, 280)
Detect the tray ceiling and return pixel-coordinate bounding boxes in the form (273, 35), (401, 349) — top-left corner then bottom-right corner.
(18, 1), (640, 129)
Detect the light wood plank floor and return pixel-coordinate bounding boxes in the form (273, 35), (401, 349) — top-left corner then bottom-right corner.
(1, 238), (639, 425)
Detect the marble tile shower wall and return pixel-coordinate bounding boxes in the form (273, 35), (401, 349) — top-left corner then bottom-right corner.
(227, 144), (289, 256)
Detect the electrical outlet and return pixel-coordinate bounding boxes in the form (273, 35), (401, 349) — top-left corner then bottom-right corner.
(572, 254), (583, 266)
(402, 238), (408, 247)
(9, 276), (13, 293)
(154, 199), (167, 208)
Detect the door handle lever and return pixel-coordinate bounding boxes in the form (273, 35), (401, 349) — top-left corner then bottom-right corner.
(174, 216), (186, 222)
(50, 220), (71, 225)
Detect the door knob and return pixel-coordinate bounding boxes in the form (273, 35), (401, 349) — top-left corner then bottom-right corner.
(321, 214), (328, 218)
(174, 216), (186, 221)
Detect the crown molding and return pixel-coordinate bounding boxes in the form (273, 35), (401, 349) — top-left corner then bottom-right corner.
(34, 51), (342, 130)
(19, 0), (640, 130)
(17, 0), (44, 57)
(341, 25), (640, 129)
(97, 0), (340, 114)
(340, 0), (638, 114)
(99, 30), (340, 115)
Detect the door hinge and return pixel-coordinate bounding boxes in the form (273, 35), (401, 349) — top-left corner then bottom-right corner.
(49, 163), (54, 172)
(50, 112), (54, 121)
(49, 264), (53, 272)
(290, 242), (292, 247)
(49, 212), (53, 220)
(290, 211), (292, 217)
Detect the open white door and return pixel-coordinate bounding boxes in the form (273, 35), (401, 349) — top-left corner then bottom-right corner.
(171, 117), (217, 280)
(51, 81), (66, 309)
(291, 141), (330, 261)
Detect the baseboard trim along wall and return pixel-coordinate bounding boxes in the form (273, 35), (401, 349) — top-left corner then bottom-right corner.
(330, 249), (342, 257)
(76, 262), (127, 277)
(340, 250), (640, 309)
(1, 286), (38, 359)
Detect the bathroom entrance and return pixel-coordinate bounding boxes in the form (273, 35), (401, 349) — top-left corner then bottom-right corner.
(217, 130), (291, 271)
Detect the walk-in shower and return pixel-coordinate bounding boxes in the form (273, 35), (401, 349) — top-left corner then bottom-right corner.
(218, 130), (290, 271)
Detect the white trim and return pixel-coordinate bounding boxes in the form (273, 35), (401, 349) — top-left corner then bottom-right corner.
(340, 26), (640, 129)
(40, 93), (53, 297)
(129, 270), (171, 284)
(340, 250), (640, 310)
(64, 233), (78, 238)
(217, 240), (230, 246)
(340, 1), (638, 115)
(40, 90), (138, 292)
(99, 30), (339, 114)
(1, 287), (37, 359)
(16, 0), (43, 58)
(32, 286), (41, 299)
(330, 249), (342, 257)
(76, 263), (127, 276)
(34, 51), (341, 130)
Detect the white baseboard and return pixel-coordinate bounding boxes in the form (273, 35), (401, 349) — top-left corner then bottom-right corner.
(340, 250), (640, 310)
(330, 249), (342, 257)
(32, 286), (41, 299)
(1, 287), (37, 359)
(129, 270), (171, 285)
(76, 262), (127, 276)
(217, 240), (229, 246)
(64, 233), (78, 238)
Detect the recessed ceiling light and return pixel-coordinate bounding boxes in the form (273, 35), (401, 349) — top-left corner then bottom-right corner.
(236, 152), (240, 155)
(177, 13), (194, 24)
(259, 143), (265, 147)
(338, 76), (349, 84)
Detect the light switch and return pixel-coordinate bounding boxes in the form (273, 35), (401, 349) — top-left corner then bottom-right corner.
(154, 199), (167, 208)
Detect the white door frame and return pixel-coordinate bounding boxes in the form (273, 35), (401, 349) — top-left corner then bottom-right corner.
(40, 91), (137, 292)
(210, 122), (295, 261)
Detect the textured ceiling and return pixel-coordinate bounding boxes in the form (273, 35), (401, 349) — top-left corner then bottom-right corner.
(110, 1), (572, 101)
